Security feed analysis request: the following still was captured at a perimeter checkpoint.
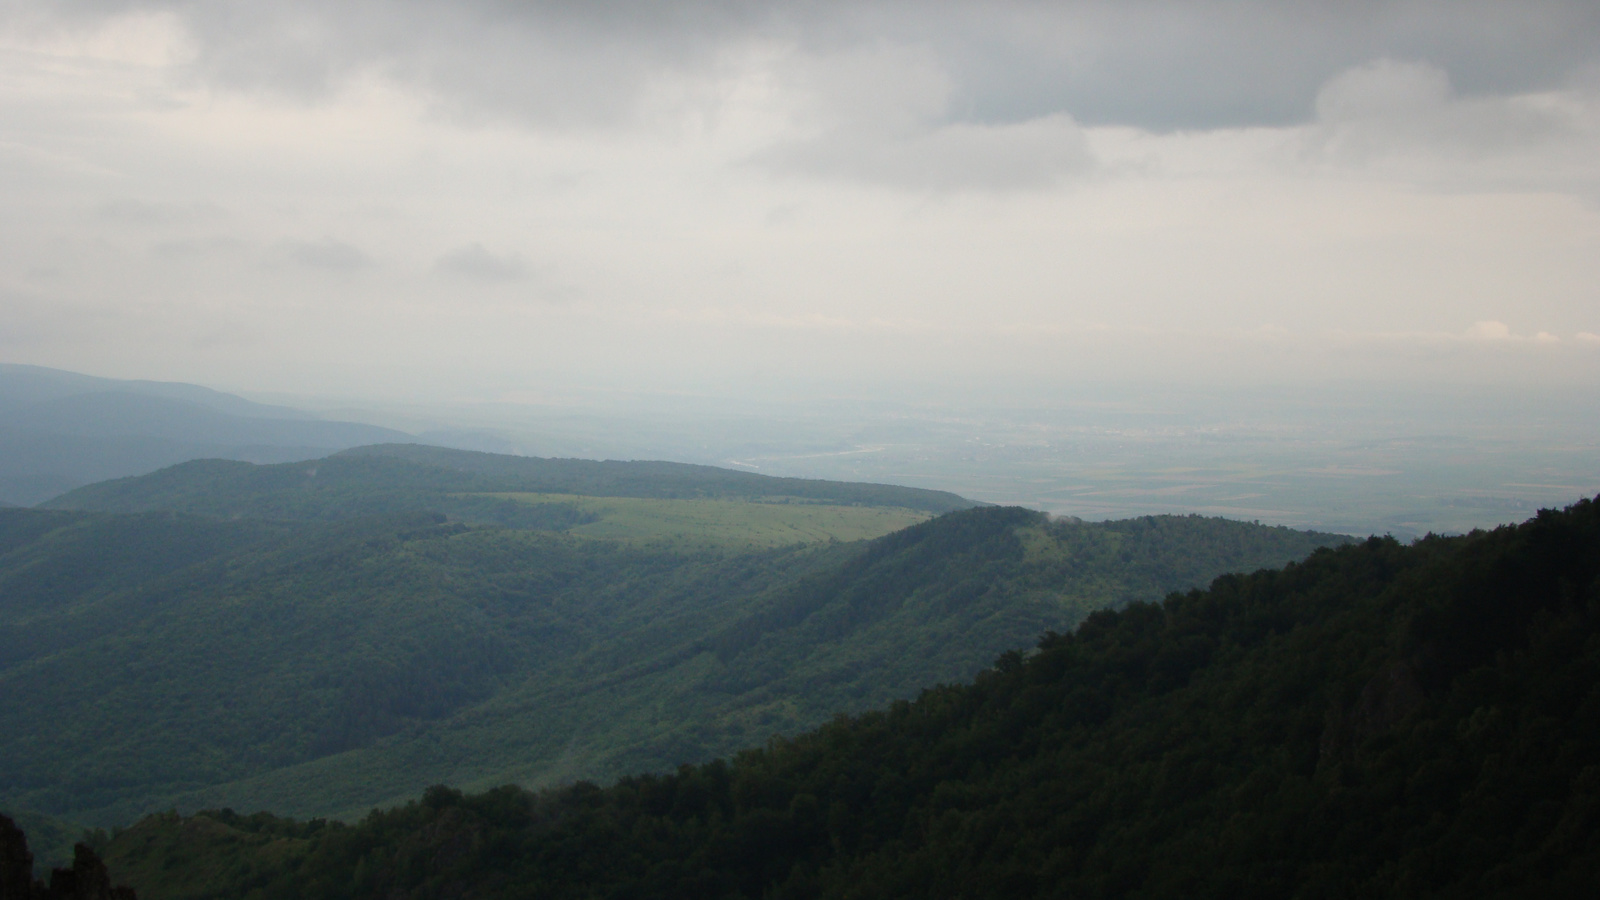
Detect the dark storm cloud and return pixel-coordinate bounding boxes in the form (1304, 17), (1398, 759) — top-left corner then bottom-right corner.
(18, 1), (1600, 130)
(924, 1), (1600, 128)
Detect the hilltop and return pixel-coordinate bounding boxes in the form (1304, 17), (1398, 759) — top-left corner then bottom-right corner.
(44, 444), (976, 535)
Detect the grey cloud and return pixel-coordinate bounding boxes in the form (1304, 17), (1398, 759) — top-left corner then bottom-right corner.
(276, 238), (369, 271)
(1316, 59), (1452, 119)
(97, 198), (227, 226)
(150, 236), (247, 259)
(752, 40), (1095, 190)
(20, 1), (1600, 130)
(113, 0), (775, 126)
(761, 114), (1094, 190)
(929, 1), (1600, 129)
(436, 243), (526, 282)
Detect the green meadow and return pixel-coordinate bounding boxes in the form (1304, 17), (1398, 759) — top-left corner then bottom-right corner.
(482, 492), (935, 547)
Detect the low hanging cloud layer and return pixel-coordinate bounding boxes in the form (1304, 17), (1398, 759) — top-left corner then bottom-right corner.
(0, 0), (1598, 401)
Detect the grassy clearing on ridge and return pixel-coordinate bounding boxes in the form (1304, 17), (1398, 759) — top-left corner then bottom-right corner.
(481, 493), (935, 547)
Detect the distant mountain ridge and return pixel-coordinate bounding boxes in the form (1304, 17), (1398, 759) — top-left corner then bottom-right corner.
(6, 393), (392, 446)
(45, 444), (981, 523)
(0, 365), (982, 516)
(0, 364), (411, 506)
(0, 363), (308, 419)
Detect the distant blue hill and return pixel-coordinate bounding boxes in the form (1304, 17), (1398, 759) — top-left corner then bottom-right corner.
(0, 364), (410, 505)
(0, 363), (308, 419)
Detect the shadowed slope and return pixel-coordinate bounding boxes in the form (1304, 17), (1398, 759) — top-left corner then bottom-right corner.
(0, 502), (1342, 826)
(98, 496), (1600, 899)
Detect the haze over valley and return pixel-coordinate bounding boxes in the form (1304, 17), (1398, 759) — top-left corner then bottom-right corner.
(5, 362), (1594, 541)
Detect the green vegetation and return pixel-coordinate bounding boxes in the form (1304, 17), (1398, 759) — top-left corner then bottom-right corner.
(96, 496), (1600, 899)
(0, 489), (1340, 827)
(0, 808), (86, 871)
(46, 444), (977, 520)
(1, 812), (135, 900)
(488, 492), (932, 547)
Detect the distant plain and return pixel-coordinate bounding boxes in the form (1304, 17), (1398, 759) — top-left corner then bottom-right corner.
(295, 383), (1600, 540)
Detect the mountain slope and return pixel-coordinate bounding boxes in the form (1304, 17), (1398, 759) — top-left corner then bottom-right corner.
(7, 393), (402, 448)
(0, 501), (1343, 826)
(96, 495), (1600, 899)
(0, 364), (410, 506)
(0, 363), (307, 419)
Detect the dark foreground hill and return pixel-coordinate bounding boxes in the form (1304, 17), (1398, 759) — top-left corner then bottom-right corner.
(1, 814), (135, 900)
(0, 499), (1340, 827)
(95, 496), (1600, 899)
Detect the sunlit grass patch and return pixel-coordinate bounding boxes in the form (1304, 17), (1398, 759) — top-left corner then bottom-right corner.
(479, 492), (934, 547)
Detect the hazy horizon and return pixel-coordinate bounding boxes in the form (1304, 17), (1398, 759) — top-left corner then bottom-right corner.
(2, 1), (1597, 535)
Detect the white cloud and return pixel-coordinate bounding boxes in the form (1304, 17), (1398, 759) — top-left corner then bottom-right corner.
(1335, 321), (1573, 346)
(1464, 320), (1513, 340)
(0, 6), (193, 68)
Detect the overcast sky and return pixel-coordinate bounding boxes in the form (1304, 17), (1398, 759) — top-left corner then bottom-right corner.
(3, 0), (1599, 404)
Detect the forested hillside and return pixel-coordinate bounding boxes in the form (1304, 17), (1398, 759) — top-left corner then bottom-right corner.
(46, 444), (977, 521)
(95, 496), (1600, 899)
(0, 500), (1341, 827)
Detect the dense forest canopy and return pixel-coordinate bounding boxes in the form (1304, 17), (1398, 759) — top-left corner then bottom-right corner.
(85, 495), (1600, 899)
(2, 486), (1342, 826)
